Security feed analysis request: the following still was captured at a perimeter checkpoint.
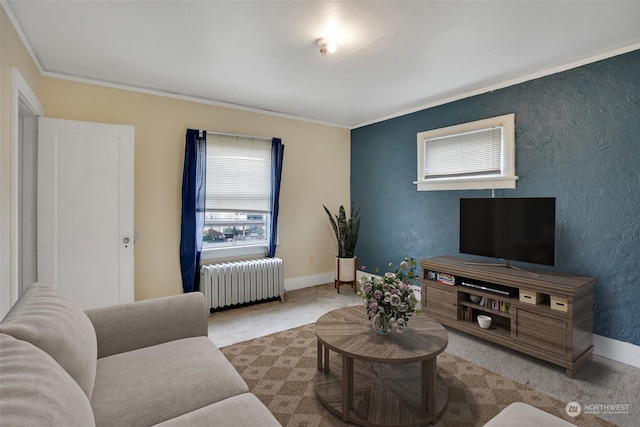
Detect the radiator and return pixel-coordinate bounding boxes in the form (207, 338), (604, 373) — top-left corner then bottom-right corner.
(201, 258), (284, 310)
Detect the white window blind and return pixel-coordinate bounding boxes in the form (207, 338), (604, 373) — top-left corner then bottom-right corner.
(415, 113), (517, 191)
(423, 127), (502, 179)
(206, 134), (272, 212)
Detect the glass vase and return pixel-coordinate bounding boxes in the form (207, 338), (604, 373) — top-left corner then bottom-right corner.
(373, 313), (392, 335)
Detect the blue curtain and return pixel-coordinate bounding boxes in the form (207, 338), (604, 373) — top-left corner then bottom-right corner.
(179, 129), (206, 292)
(267, 138), (284, 257)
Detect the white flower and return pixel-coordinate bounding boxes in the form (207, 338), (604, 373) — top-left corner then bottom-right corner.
(390, 294), (401, 306)
(360, 258), (418, 330)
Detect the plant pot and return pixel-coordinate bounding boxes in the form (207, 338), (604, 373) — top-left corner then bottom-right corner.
(336, 257), (357, 281)
(335, 256), (357, 293)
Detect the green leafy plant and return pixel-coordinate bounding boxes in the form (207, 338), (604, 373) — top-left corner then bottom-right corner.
(323, 203), (361, 258)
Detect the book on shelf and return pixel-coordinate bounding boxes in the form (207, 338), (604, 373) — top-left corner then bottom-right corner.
(488, 299), (511, 313)
(471, 295), (512, 314)
(462, 306), (476, 323)
(436, 273), (456, 286)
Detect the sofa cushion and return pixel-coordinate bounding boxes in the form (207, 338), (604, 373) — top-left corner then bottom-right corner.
(86, 292), (208, 358)
(0, 333), (96, 426)
(0, 283), (97, 398)
(152, 393), (281, 427)
(91, 336), (249, 427)
(484, 402), (574, 427)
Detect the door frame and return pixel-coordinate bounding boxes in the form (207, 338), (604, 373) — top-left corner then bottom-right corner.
(6, 68), (44, 314)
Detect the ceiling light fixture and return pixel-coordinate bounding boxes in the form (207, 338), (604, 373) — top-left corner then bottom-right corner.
(317, 38), (337, 57)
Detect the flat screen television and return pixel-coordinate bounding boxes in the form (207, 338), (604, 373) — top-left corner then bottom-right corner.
(459, 197), (556, 266)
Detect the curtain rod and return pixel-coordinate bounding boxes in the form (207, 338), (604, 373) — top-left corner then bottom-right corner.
(198, 129), (272, 142)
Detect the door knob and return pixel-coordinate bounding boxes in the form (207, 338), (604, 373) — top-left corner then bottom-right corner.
(123, 237), (130, 244)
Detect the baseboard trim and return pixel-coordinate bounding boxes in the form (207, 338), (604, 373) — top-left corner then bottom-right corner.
(284, 272), (335, 292)
(284, 269), (372, 292)
(593, 334), (640, 368)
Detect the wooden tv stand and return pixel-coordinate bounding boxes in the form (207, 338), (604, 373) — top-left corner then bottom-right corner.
(420, 256), (595, 377)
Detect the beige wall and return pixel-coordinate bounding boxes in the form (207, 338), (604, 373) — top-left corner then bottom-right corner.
(1, 4), (350, 305)
(40, 78), (351, 301)
(0, 7), (43, 314)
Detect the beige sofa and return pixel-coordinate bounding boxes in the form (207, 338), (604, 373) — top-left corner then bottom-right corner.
(0, 283), (281, 427)
(484, 402), (574, 426)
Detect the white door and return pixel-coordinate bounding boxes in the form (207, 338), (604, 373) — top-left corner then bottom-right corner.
(38, 118), (134, 309)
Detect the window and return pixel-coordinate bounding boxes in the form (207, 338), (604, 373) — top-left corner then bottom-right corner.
(415, 113), (517, 191)
(203, 133), (273, 259)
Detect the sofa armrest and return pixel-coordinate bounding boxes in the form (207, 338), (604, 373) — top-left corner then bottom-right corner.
(85, 292), (208, 358)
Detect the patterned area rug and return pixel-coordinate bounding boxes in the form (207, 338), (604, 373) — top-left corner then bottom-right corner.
(221, 323), (615, 427)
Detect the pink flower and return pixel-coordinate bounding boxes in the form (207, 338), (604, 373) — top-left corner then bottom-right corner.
(373, 290), (383, 300)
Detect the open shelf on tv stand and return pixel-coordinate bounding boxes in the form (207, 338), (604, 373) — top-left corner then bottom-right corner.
(420, 256), (596, 378)
(457, 279), (516, 297)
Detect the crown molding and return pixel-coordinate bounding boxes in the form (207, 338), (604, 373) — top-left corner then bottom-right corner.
(1, 1), (44, 74)
(351, 41), (640, 129)
(41, 70), (348, 129)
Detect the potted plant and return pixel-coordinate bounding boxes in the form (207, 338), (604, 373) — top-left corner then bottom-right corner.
(323, 204), (361, 292)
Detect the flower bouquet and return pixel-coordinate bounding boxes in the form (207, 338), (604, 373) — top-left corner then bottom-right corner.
(359, 258), (419, 334)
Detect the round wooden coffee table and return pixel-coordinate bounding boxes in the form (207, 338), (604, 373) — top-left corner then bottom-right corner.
(314, 306), (448, 427)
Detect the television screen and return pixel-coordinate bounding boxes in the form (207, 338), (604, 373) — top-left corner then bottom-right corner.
(460, 198), (556, 266)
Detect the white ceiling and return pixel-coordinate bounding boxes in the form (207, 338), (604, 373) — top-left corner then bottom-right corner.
(5, 1), (640, 128)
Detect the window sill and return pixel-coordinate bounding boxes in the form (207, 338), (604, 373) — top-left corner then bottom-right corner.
(414, 175), (519, 191)
(201, 244), (267, 261)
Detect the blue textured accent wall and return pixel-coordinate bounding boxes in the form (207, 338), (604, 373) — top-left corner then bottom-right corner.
(351, 49), (640, 346)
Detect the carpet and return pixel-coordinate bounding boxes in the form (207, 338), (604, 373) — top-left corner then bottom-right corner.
(221, 323), (616, 427)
